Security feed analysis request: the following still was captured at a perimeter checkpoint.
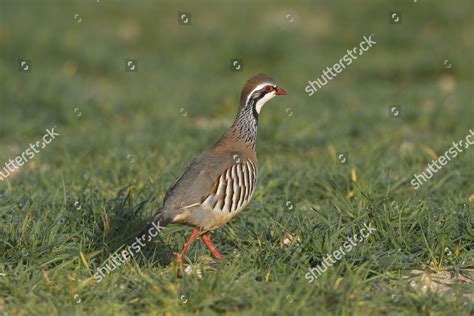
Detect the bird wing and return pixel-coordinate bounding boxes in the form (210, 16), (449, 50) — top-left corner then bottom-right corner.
(162, 150), (234, 211)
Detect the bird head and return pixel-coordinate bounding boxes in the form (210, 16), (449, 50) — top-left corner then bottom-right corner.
(239, 73), (286, 114)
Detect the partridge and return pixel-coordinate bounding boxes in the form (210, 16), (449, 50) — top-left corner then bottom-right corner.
(139, 73), (286, 267)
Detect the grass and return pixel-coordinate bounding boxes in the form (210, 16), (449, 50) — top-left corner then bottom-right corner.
(0, 0), (473, 315)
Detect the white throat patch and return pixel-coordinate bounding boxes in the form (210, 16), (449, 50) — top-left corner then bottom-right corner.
(255, 91), (276, 113)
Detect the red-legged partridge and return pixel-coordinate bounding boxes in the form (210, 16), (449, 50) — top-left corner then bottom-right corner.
(139, 73), (286, 268)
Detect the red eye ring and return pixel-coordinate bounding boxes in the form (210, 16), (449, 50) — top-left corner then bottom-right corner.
(265, 85), (273, 92)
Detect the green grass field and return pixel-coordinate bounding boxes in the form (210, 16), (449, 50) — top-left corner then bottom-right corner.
(1, 0), (473, 315)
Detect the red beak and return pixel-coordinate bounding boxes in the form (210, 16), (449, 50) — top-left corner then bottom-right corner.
(275, 87), (287, 95)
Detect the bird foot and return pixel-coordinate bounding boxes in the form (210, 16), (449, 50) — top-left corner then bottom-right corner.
(175, 253), (184, 278)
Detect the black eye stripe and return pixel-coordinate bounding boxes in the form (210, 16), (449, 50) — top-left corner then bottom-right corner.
(248, 85), (276, 102)
(251, 92), (265, 100)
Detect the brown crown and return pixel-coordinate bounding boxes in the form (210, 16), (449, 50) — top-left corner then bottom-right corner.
(239, 73), (276, 107)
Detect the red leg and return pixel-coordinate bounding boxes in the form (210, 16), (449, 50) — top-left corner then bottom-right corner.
(176, 228), (200, 263)
(201, 234), (222, 260)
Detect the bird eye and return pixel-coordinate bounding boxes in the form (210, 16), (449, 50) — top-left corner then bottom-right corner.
(264, 85), (273, 92)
